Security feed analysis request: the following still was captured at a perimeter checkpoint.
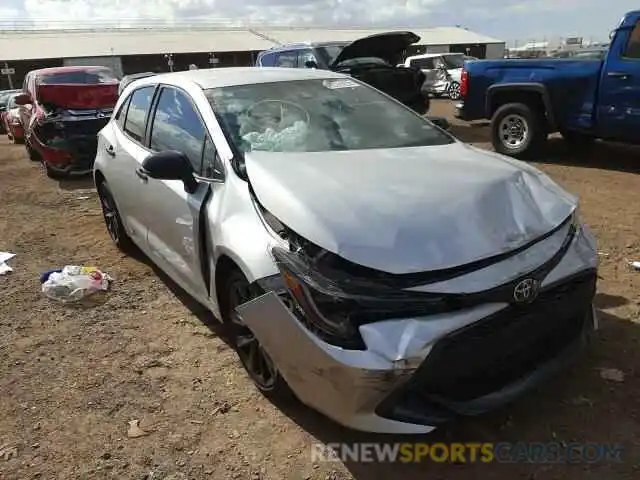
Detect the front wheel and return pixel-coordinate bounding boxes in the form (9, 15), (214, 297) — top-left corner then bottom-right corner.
(222, 269), (294, 400)
(448, 82), (461, 100)
(491, 102), (547, 159)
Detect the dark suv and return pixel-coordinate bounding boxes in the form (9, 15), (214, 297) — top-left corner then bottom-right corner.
(256, 32), (430, 115)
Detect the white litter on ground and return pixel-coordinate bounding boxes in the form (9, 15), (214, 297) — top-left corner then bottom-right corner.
(0, 252), (16, 275)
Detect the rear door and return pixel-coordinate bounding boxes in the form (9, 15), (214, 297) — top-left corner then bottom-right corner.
(105, 85), (157, 246)
(598, 18), (640, 141)
(138, 85), (215, 301)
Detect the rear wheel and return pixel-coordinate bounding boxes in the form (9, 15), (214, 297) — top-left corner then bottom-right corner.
(448, 81), (461, 100)
(97, 181), (135, 252)
(43, 161), (66, 179)
(491, 102), (547, 158)
(26, 142), (40, 161)
(222, 269), (294, 400)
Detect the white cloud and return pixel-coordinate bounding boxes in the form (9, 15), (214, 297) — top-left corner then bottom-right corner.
(1, 0), (638, 41)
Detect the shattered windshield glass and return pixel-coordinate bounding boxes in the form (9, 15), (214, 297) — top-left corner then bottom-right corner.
(205, 78), (452, 153)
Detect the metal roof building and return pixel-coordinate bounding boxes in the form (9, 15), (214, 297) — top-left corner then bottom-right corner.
(0, 25), (505, 89)
(0, 25), (504, 61)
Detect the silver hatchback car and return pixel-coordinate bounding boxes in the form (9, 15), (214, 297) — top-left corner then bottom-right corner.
(94, 67), (598, 434)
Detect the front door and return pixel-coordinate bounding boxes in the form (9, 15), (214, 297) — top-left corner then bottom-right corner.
(598, 18), (640, 141)
(138, 86), (214, 301)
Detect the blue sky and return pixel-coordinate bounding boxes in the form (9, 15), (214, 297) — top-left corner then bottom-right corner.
(0, 0), (636, 43)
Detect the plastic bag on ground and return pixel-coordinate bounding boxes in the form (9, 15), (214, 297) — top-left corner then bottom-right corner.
(41, 265), (112, 303)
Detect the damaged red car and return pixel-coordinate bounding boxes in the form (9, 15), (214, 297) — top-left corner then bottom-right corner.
(15, 66), (119, 178)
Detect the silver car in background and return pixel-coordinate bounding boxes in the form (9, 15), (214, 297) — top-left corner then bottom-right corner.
(94, 67), (598, 434)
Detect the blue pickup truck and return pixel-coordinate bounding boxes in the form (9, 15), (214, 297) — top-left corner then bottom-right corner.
(456, 10), (640, 158)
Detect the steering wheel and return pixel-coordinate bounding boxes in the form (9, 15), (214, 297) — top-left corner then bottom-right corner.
(246, 99), (310, 131)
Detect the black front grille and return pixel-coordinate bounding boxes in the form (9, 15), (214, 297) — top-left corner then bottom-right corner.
(376, 270), (596, 422)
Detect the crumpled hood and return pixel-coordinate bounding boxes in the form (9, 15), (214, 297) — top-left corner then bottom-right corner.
(245, 142), (577, 274)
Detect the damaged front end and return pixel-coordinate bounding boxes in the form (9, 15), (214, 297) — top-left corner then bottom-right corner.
(31, 106), (113, 174)
(237, 202), (598, 433)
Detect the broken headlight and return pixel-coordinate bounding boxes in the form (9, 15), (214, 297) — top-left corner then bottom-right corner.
(271, 240), (456, 350)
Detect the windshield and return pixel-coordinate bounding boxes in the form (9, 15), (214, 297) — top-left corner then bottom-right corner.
(40, 68), (118, 85)
(206, 78), (453, 153)
(442, 54), (465, 69)
(316, 45), (346, 65)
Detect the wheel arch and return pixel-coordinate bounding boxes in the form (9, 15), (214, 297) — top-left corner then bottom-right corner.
(487, 83), (556, 131)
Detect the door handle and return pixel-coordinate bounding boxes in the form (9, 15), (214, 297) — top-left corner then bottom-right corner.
(135, 168), (149, 182)
(105, 144), (116, 157)
(607, 71), (632, 80)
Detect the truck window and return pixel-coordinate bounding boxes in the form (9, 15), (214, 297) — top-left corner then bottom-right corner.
(623, 21), (640, 59)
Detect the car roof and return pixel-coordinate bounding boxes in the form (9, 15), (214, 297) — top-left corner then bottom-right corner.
(31, 66), (111, 76)
(134, 67), (348, 90)
(260, 41), (349, 54)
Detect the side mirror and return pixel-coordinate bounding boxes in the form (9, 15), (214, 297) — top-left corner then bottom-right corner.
(304, 60), (318, 69)
(141, 150), (198, 193)
(14, 93), (32, 106)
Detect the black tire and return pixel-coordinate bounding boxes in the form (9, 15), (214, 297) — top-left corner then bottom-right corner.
(491, 102), (547, 159)
(221, 268), (294, 401)
(96, 181), (135, 252)
(26, 142), (40, 161)
(448, 82), (461, 101)
(44, 162), (66, 180)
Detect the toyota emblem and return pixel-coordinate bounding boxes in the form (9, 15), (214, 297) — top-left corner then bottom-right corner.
(513, 278), (539, 303)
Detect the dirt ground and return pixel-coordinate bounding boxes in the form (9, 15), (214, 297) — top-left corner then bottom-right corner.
(1, 100), (639, 480)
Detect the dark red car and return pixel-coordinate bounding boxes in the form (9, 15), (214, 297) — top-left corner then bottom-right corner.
(1, 93), (25, 143)
(15, 66), (119, 178)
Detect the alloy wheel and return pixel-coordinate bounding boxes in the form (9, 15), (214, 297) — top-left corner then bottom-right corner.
(227, 278), (278, 390)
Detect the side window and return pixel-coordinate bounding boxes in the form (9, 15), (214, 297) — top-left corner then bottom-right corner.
(115, 95), (132, 129)
(123, 86), (154, 143)
(201, 135), (224, 179)
(149, 87), (206, 174)
(623, 21), (640, 59)
(298, 49), (318, 68)
(410, 58), (435, 69)
(259, 53), (277, 67)
(274, 51), (298, 68)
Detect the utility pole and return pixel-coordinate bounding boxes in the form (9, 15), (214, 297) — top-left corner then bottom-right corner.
(2, 61), (14, 89)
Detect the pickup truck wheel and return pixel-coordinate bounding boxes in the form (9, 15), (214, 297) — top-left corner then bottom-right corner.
(491, 103), (546, 158)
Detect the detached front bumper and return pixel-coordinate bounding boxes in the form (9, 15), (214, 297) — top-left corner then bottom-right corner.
(238, 225), (599, 434)
(31, 131), (100, 175)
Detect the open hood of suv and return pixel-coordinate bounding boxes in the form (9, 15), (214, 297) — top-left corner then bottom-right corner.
(331, 31), (420, 67)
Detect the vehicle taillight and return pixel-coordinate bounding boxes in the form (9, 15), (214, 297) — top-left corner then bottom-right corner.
(460, 69), (469, 98)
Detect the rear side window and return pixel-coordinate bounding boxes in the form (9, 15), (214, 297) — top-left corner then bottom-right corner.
(409, 58), (435, 69)
(274, 51), (298, 68)
(123, 86), (155, 143)
(623, 21), (640, 59)
(115, 95), (132, 129)
(149, 87), (206, 173)
(258, 52), (277, 67)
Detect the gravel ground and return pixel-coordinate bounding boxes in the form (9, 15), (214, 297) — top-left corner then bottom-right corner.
(1, 100), (639, 479)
